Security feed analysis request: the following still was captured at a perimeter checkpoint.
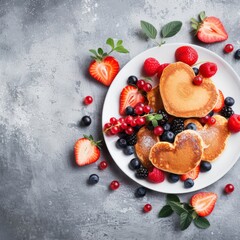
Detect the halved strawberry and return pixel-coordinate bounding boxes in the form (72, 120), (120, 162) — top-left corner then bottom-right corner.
(213, 89), (224, 112)
(89, 56), (119, 86)
(191, 11), (228, 43)
(74, 135), (101, 166)
(190, 192), (218, 217)
(119, 85), (145, 115)
(180, 165), (200, 181)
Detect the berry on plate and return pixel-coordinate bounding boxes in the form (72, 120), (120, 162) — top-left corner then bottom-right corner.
(199, 62), (217, 78)
(180, 165), (200, 181)
(147, 167), (165, 183)
(213, 89), (224, 112)
(119, 85), (145, 115)
(157, 63), (170, 78)
(190, 192), (217, 217)
(143, 57), (160, 76)
(191, 11), (228, 43)
(228, 114), (240, 133)
(192, 75), (203, 85)
(74, 135), (101, 166)
(175, 46), (198, 66)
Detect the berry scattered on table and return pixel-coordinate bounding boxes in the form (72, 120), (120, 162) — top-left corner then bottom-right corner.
(221, 106), (234, 118)
(200, 161), (212, 172)
(224, 97), (235, 107)
(175, 46), (198, 66)
(129, 158), (141, 170)
(143, 57), (160, 76)
(193, 75), (203, 85)
(135, 187), (147, 198)
(168, 173), (180, 183)
(224, 44), (234, 53)
(199, 62), (217, 78)
(99, 160), (108, 170)
(234, 49), (240, 60)
(184, 178), (194, 188)
(143, 204), (152, 213)
(88, 174), (99, 184)
(224, 184), (235, 194)
(136, 166), (149, 179)
(110, 180), (120, 190)
(81, 115), (92, 126)
(84, 95), (93, 105)
(147, 167), (165, 183)
(228, 114), (240, 133)
(127, 75), (138, 86)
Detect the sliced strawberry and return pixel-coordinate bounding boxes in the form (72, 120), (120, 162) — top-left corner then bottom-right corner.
(74, 135), (101, 166)
(119, 85), (145, 115)
(191, 12), (228, 43)
(180, 165), (200, 181)
(89, 56), (120, 86)
(190, 192), (218, 217)
(147, 167), (165, 183)
(213, 89), (224, 112)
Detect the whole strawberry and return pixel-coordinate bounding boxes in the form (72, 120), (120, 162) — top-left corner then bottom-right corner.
(89, 38), (129, 86)
(175, 46), (198, 66)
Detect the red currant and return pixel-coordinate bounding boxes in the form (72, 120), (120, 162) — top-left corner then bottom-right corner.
(104, 122), (112, 131)
(143, 204), (152, 213)
(224, 44), (234, 53)
(118, 117), (125, 123)
(143, 105), (151, 114)
(130, 118), (137, 127)
(84, 96), (93, 105)
(137, 79), (146, 89)
(125, 126), (134, 135)
(135, 102), (145, 108)
(153, 126), (164, 136)
(121, 122), (128, 129)
(134, 106), (144, 115)
(125, 116), (134, 125)
(110, 126), (120, 135)
(99, 160), (108, 170)
(143, 82), (152, 92)
(110, 117), (118, 125)
(110, 180), (120, 190)
(207, 116), (216, 125)
(224, 183), (234, 194)
(193, 75), (203, 85)
(200, 115), (210, 124)
(136, 117), (146, 126)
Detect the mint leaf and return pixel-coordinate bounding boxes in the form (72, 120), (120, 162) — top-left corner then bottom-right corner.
(180, 212), (193, 231)
(106, 38), (115, 49)
(116, 40), (123, 46)
(161, 21), (182, 38)
(199, 11), (206, 21)
(152, 119), (158, 127)
(168, 201), (188, 216)
(154, 114), (163, 121)
(159, 205), (173, 217)
(140, 20), (157, 39)
(194, 216), (210, 229)
(114, 46), (129, 53)
(167, 194), (180, 204)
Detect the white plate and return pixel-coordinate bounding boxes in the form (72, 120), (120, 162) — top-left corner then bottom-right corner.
(102, 43), (240, 194)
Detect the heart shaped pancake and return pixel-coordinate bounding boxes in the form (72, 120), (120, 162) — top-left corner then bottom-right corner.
(184, 115), (230, 162)
(149, 130), (204, 174)
(135, 126), (159, 168)
(160, 62), (219, 118)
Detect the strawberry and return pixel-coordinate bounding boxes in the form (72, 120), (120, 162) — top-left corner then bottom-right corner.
(74, 135), (101, 166)
(180, 165), (200, 181)
(119, 85), (145, 115)
(191, 11), (228, 43)
(88, 38), (129, 86)
(213, 89), (224, 112)
(228, 114), (240, 133)
(147, 167), (165, 183)
(157, 63), (170, 78)
(190, 192), (217, 217)
(89, 56), (120, 86)
(143, 57), (160, 76)
(175, 46), (198, 66)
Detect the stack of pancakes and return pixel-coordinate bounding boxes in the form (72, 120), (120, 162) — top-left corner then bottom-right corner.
(136, 62), (230, 175)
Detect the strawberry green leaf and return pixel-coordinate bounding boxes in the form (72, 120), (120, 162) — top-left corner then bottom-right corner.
(161, 21), (182, 38)
(191, 18), (199, 24)
(140, 20), (157, 39)
(106, 38), (115, 49)
(168, 201), (188, 216)
(194, 216), (210, 229)
(199, 11), (206, 22)
(114, 46), (129, 53)
(167, 194), (180, 203)
(159, 205), (173, 218)
(116, 40), (123, 46)
(98, 48), (104, 56)
(89, 49), (98, 57)
(191, 23), (198, 30)
(180, 212), (193, 231)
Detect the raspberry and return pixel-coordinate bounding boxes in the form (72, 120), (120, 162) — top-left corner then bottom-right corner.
(199, 62), (218, 78)
(157, 63), (170, 78)
(147, 167), (165, 183)
(175, 46), (198, 66)
(228, 114), (240, 133)
(143, 57), (160, 76)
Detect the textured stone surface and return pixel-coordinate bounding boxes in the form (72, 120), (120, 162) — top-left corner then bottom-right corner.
(1, 0), (240, 239)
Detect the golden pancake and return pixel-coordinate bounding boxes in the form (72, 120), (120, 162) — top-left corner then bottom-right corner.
(135, 126), (159, 168)
(149, 130), (204, 174)
(184, 115), (230, 161)
(160, 62), (219, 118)
(146, 86), (164, 112)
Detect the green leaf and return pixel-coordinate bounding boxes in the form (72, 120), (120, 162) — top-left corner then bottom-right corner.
(190, 18), (199, 24)
(161, 21), (182, 38)
(106, 38), (115, 49)
(140, 20), (157, 39)
(194, 216), (210, 229)
(116, 40), (123, 46)
(89, 49), (98, 57)
(199, 11), (206, 21)
(146, 115), (154, 121)
(191, 23), (198, 30)
(152, 119), (158, 127)
(154, 114), (163, 121)
(167, 194), (180, 204)
(114, 46), (129, 53)
(180, 212), (193, 231)
(98, 48), (104, 55)
(159, 205), (173, 218)
(168, 201), (188, 216)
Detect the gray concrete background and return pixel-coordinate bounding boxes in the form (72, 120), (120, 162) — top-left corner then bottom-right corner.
(1, 0), (240, 239)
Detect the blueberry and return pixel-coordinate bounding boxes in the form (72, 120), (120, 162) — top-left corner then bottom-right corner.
(123, 145), (134, 155)
(116, 138), (127, 149)
(168, 173), (180, 183)
(234, 49), (240, 60)
(163, 123), (171, 131)
(224, 97), (235, 107)
(208, 110), (214, 117)
(81, 115), (91, 126)
(160, 131), (175, 143)
(135, 187), (147, 198)
(192, 67), (199, 76)
(200, 161), (212, 172)
(125, 106), (135, 115)
(127, 75), (138, 85)
(88, 174), (99, 184)
(185, 123), (197, 131)
(129, 158), (141, 170)
(184, 178), (194, 188)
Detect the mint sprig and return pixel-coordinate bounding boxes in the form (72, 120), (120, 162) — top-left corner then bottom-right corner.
(140, 20), (182, 46)
(159, 194), (210, 230)
(89, 38), (129, 61)
(146, 113), (163, 127)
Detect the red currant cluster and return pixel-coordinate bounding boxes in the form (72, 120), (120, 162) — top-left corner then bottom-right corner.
(104, 103), (152, 135)
(200, 115), (216, 125)
(136, 79), (152, 92)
